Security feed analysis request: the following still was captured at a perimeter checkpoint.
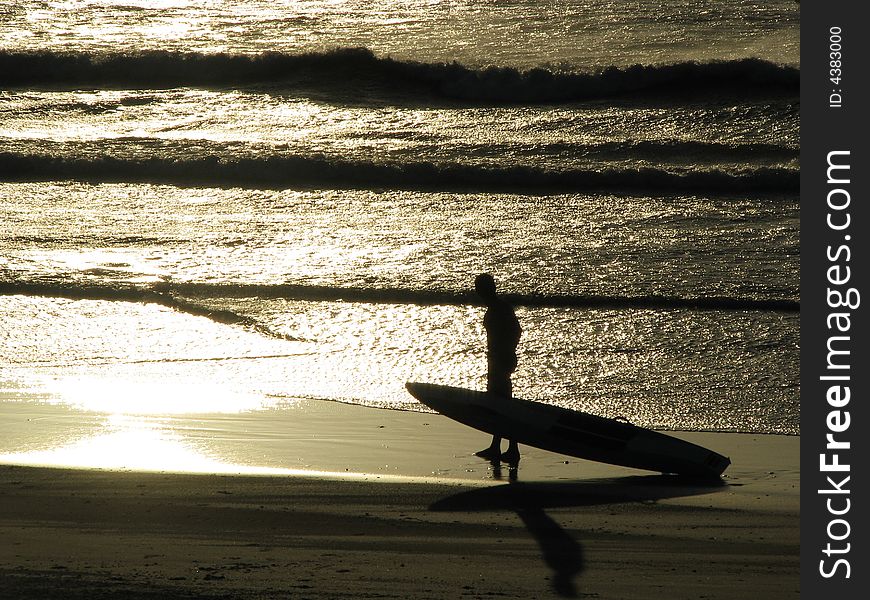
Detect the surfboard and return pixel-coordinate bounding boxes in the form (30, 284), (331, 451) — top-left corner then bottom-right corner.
(406, 382), (730, 478)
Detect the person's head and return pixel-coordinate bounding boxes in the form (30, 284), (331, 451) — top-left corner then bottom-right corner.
(474, 273), (497, 301)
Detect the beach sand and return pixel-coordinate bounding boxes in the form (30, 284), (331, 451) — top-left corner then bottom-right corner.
(0, 401), (799, 599)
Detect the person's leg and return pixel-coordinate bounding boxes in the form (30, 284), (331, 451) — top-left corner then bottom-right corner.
(490, 371), (521, 464)
(502, 440), (521, 464)
(475, 437), (502, 460)
(476, 369), (506, 459)
(500, 376), (520, 463)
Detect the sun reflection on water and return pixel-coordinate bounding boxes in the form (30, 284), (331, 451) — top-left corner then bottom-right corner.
(44, 377), (277, 416)
(0, 413), (289, 474)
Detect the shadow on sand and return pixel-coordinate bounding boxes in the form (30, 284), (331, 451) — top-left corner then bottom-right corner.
(430, 474), (726, 598)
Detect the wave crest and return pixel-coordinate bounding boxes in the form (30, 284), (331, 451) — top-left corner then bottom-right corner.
(0, 152), (798, 195)
(1, 281), (800, 315)
(0, 48), (799, 103)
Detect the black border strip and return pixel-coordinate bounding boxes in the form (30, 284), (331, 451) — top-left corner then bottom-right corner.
(801, 2), (868, 595)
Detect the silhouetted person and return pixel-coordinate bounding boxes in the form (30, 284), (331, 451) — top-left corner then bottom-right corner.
(473, 273), (522, 464)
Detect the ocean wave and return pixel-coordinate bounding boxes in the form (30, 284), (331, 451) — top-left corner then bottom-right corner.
(0, 152), (798, 195)
(0, 136), (800, 169)
(467, 140), (799, 162)
(0, 281), (301, 341)
(0, 48), (799, 103)
(0, 281), (800, 316)
(160, 282), (800, 312)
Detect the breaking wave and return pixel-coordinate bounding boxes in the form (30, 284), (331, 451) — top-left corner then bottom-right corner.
(0, 48), (799, 104)
(0, 152), (798, 195)
(1, 281), (800, 321)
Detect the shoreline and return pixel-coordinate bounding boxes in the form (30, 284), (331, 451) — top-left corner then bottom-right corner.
(1, 396), (797, 482)
(0, 402), (799, 599)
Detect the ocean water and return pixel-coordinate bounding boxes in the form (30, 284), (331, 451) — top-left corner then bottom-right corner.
(0, 1), (799, 471)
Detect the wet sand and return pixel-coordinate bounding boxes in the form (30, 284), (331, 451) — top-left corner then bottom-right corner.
(0, 402), (799, 599)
